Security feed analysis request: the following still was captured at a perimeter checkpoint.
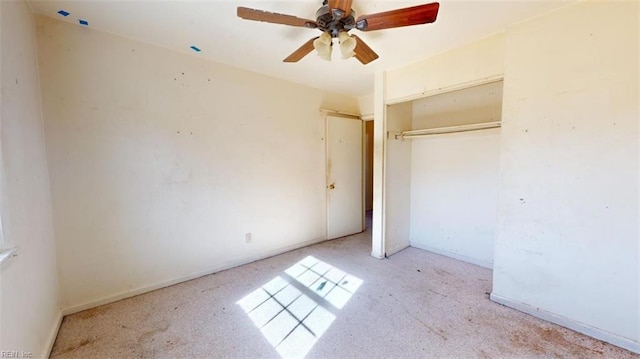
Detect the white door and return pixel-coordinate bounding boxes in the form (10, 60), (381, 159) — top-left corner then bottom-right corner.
(326, 116), (363, 239)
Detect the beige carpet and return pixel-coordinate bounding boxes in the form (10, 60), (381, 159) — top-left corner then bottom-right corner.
(51, 226), (637, 358)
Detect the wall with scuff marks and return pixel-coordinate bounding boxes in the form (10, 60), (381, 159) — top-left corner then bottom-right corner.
(382, 1), (638, 352)
(0, 1), (60, 356)
(492, 1), (639, 351)
(36, 15), (358, 311)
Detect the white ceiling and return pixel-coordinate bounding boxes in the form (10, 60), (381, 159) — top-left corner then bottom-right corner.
(28, 0), (574, 97)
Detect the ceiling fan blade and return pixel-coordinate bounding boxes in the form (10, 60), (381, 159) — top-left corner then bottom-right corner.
(352, 35), (379, 65)
(356, 2), (439, 32)
(328, 0), (353, 18)
(283, 37), (319, 63)
(237, 7), (317, 28)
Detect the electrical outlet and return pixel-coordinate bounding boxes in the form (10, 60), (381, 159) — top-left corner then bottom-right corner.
(245, 233), (252, 244)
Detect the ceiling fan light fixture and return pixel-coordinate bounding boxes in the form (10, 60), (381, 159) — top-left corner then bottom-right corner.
(338, 31), (356, 59)
(237, 2), (441, 65)
(313, 31), (333, 61)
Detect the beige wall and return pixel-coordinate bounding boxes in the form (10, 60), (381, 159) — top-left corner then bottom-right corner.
(358, 94), (374, 118)
(0, 1), (60, 356)
(493, 1), (638, 352)
(36, 16), (358, 312)
(385, 33), (505, 103)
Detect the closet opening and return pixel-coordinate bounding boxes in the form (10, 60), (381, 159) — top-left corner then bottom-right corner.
(383, 79), (503, 269)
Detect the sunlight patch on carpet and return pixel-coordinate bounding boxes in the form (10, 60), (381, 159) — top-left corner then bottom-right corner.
(237, 256), (362, 358)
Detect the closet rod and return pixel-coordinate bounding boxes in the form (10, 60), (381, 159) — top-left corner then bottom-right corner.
(400, 121), (501, 139)
(319, 108), (361, 119)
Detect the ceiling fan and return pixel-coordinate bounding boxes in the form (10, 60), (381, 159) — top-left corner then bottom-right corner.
(237, 0), (440, 65)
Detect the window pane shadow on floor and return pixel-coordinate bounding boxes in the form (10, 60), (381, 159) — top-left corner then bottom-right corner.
(237, 256), (363, 358)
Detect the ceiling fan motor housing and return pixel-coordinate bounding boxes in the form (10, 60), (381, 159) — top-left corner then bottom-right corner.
(315, 4), (356, 37)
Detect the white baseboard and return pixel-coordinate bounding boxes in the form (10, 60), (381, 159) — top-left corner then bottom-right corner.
(410, 242), (493, 269)
(45, 310), (63, 357)
(62, 236), (327, 315)
(490, 293), (640, 354)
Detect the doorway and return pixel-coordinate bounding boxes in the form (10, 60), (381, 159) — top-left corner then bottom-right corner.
(364, 120), (374, 215)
